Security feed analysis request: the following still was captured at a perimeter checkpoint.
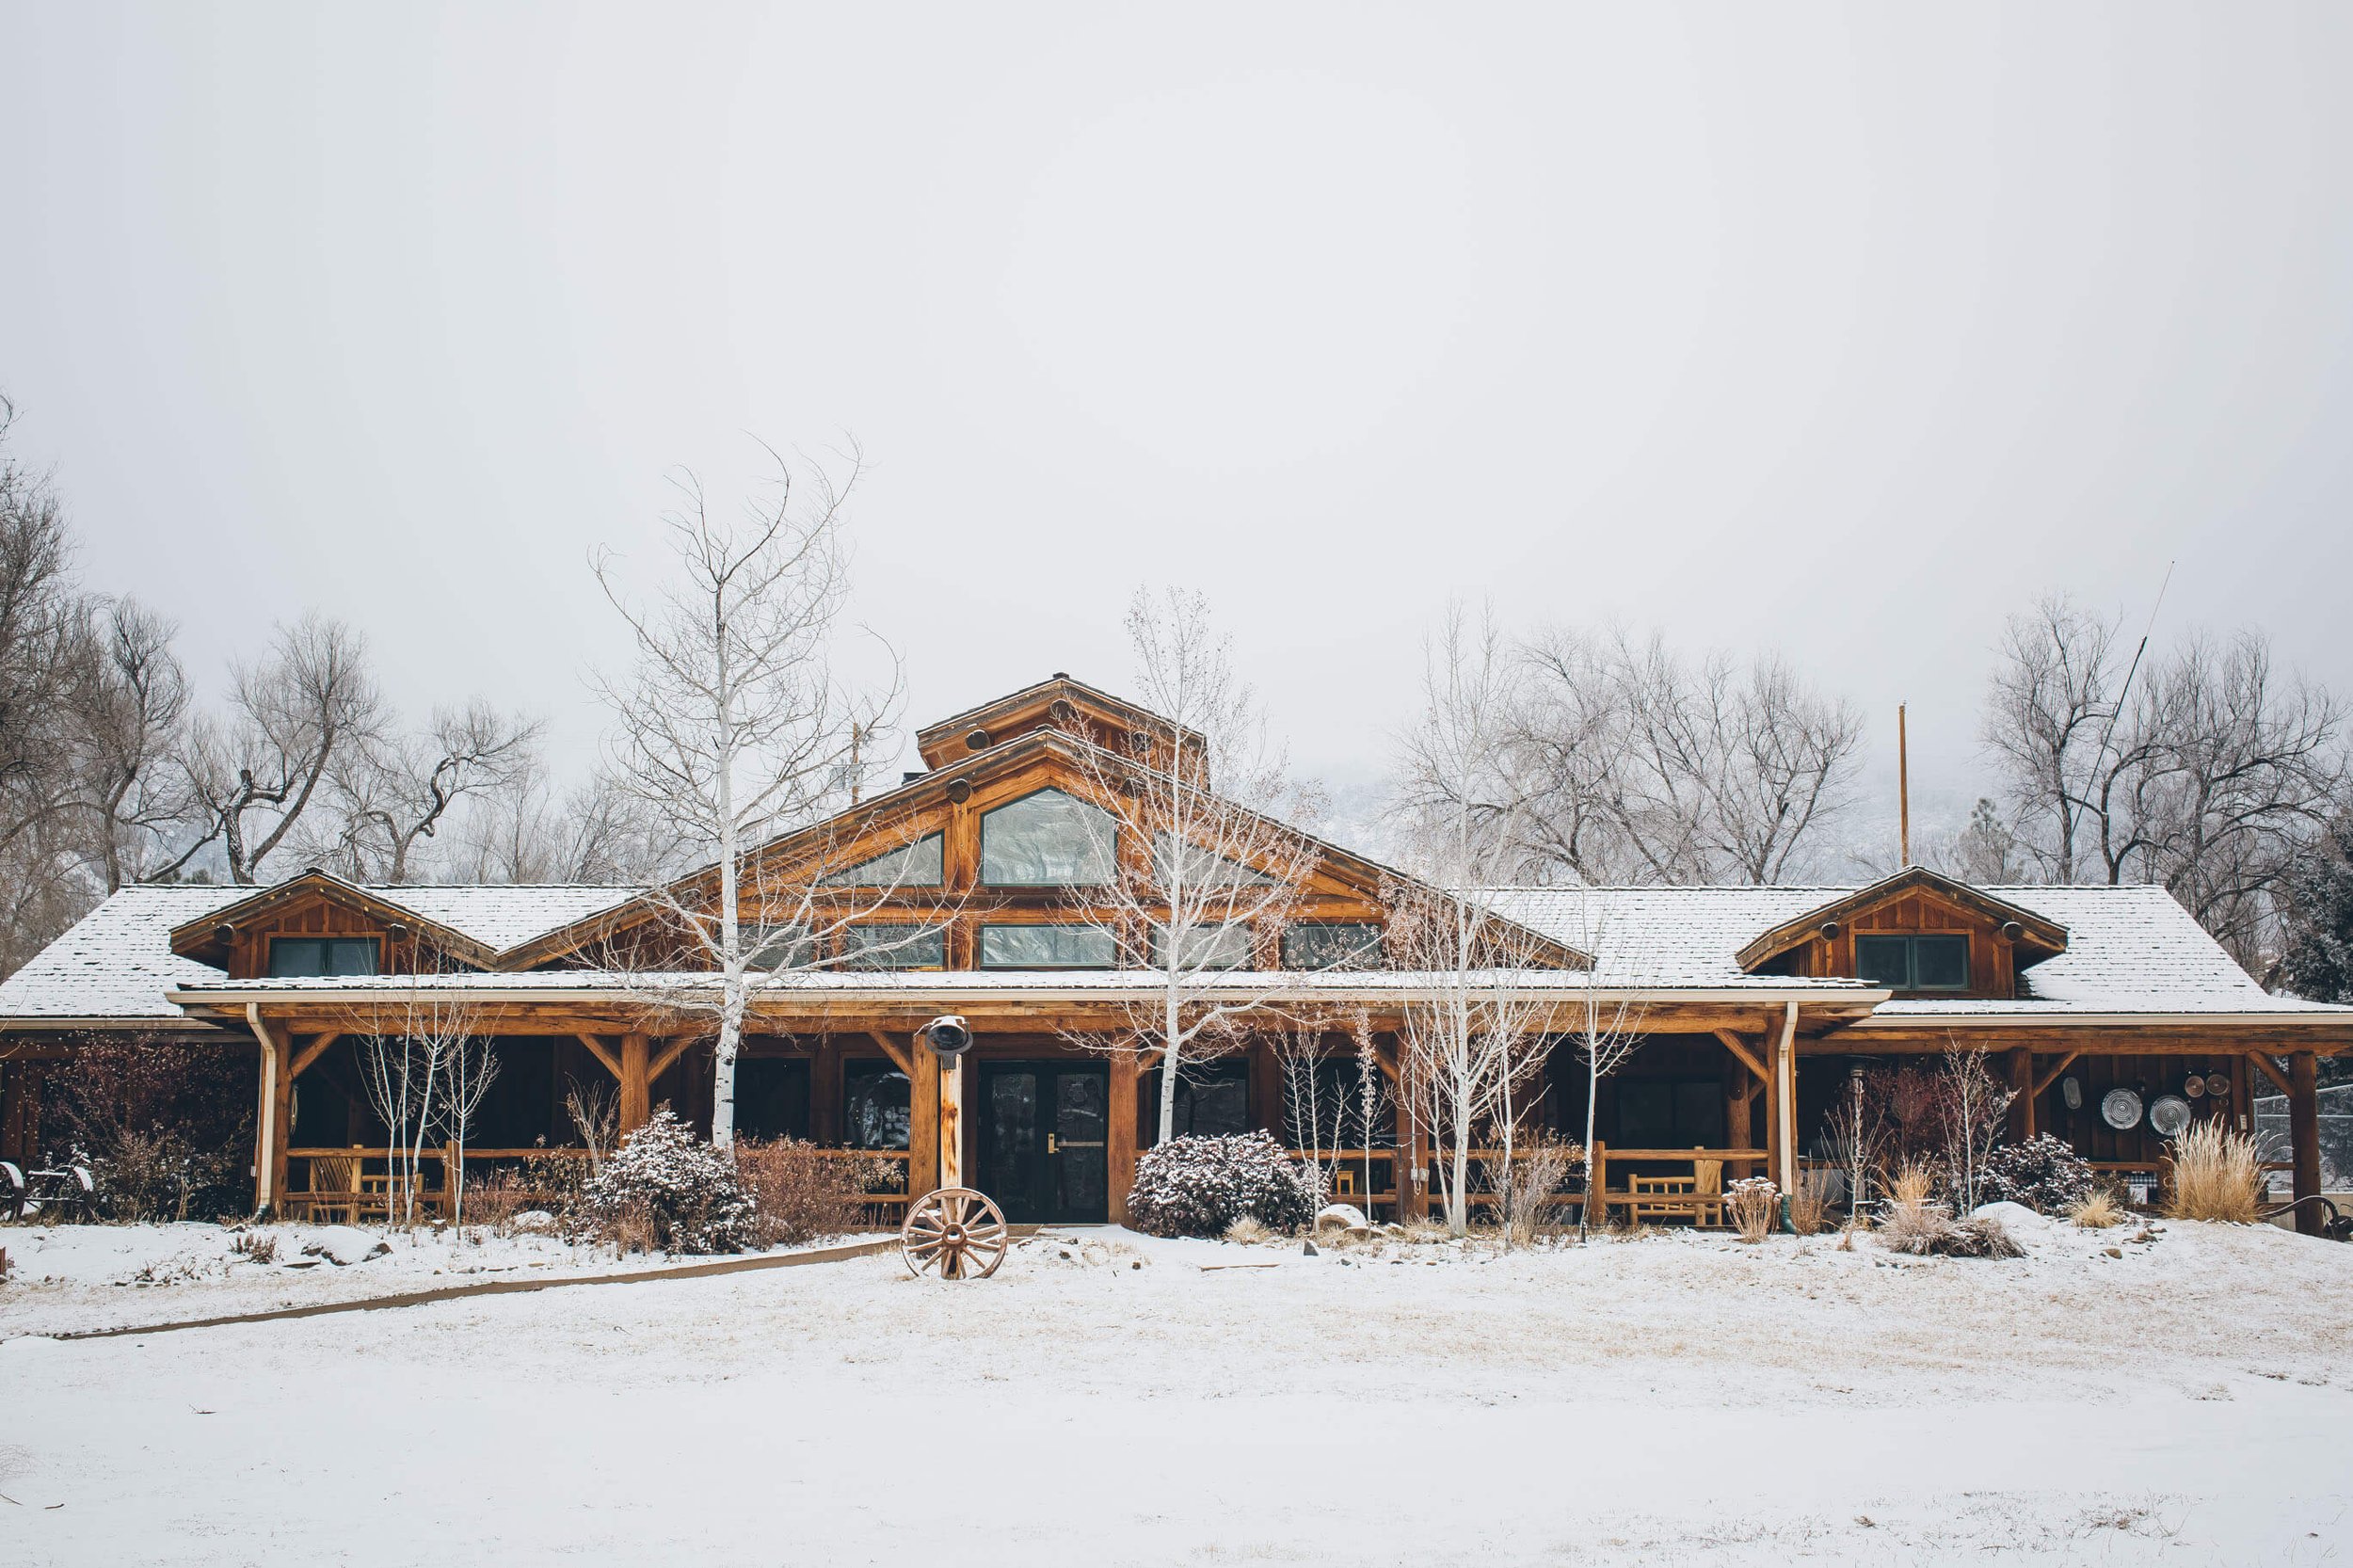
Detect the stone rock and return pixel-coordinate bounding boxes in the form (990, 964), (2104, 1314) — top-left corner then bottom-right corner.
(302, 1226), (391, 1267)
(1301, 1239), (1319, 1256)
(509, 1209), (558, 1235)
(1970, 1201), (2048, 1231)
(1315, 1204), (1373, 1237)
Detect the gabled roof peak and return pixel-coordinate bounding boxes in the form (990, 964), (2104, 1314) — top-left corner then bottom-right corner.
(912, 674), (1205, 773)
(1732, 866), (2070, 972)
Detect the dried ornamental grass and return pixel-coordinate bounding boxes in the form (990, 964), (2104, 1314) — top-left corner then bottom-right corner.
(2163, 1121), (2262, 1224)
(1787, 1171), (1832, 1237)
(1725, 1176), (1778, 1242)
(2068, 1188), (2126, 1229)
(1877, 1160), (1950, 1251)
(1223, 1215), (1272, 1245)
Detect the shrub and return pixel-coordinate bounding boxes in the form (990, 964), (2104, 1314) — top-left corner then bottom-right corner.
(2164, 1121), (2262, 1224)
(1982, 1135), (2097, 1216)
(43, 1033), (253, 1221)
(734, 1137), (875, 1246)
(572, 1109), (754, 1255)
(1725, 1176), (1778, 1242)
(1126, 1131), (1316, 1239)
(1487, 1134), (1580, 1246)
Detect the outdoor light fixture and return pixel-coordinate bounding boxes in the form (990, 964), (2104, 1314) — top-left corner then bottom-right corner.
(919, 1015), (972, 1058)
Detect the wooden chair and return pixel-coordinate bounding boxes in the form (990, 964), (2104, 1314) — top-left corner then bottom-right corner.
(1689, 1158), (1724, 1228)
(299, 1154), (361, 1224)
(1629, 1155), (1727, 1227)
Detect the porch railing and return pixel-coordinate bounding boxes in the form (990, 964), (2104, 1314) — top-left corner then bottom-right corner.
(286, 1144), (913, 1225)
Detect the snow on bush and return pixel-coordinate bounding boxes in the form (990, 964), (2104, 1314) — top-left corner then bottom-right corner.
(1725, 1176), (1778, 1242)
(573, 1109), (755, 1255)
(1980, 1134), (2096, 1215)
(1126, 1131), (1316, 1238)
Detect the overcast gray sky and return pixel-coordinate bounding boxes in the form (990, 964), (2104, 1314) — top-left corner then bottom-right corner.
(3, 4), (2349, 845)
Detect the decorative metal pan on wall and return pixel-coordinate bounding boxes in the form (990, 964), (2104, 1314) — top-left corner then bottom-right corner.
(2101, 1087), (2144, 1130)
(2204, 1072), (2231, 1098)
(2149, 1096), (2192, 1139)
(2062, 1076), (2083, 1112)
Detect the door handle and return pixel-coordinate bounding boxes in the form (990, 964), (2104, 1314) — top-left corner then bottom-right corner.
(1059, 1140), (1105, 1149)
(1047, 1134), (1056, 1154)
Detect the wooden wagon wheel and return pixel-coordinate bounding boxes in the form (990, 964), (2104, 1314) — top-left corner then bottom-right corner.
(901, 1187), (1009, 1280)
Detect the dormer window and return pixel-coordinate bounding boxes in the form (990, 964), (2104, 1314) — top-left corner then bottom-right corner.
(267, 937), (379, 977)
(1855, 934), (1969, 991)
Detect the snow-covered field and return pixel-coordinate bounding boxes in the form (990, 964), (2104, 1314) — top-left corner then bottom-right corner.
(4, 1211), (2350, 1566)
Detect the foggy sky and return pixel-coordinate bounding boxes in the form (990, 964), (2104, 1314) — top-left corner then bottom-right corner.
(3, 4), (2349, 856)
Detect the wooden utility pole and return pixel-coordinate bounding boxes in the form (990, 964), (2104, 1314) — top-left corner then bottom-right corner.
(1897, 703), (1911, 869)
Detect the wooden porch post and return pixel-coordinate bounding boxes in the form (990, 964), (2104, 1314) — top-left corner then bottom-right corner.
(1109, 1047), (1139, 1224)
(1772, 1003), (1799, 1197)
(1250, 1041), (1283, 1138)
(2290, 1050), (2323, 1237)
(246, 1006), (289, 1215)
(2008, 1048), (2035, 1140)
(908, 1035), (940, 1205)
(1396, 1033), (1429, 1222)
(618, 1032), (651, 1135)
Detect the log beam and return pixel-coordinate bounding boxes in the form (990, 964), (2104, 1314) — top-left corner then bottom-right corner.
(618, 1032), (651, 1134)
(1109, 1047), (1139, 1224)
(2249, 1051), (2294, 1097)
(2031, 1050), (2082, 1100)
(575, 1032), (623, 1080)
(2008, 1047), (2035, 1140)
(866, 1030), (914, 1078)
(288, 1032), (339, 1081)
(1712, 1029), (1769, 1086)
(908, 1038), (940, 1206)
(2290, 1051), (2323, 1238)
(648, 1037), (696, 1080)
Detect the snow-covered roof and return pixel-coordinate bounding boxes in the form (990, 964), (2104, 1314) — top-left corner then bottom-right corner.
(0, 883), (633, 1023)
(8, 878), (2347, 1028)
(1493, 882), (2345, 1017)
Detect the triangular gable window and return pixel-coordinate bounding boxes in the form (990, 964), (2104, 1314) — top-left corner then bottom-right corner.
(820, 833), (944, 888)
(1153, 833), (1271, 888)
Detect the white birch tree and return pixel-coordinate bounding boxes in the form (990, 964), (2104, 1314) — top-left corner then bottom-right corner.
(1391, 606), (1554, 1235)
(1060, 588), (1323, 1144)
(591, 443), (903, 1150)
(1547, 884), (1647, 1240)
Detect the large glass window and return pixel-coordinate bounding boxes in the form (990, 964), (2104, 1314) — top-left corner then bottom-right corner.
(978, 923), (1118, 968)
(1149, 921), (1255, 969)
(736, 1057), (810, 1141)
(820, 833), (943, 888)
(844, 1062), (910, 1150)
(1614, 1077), (1726, 1149)
(1854, 934), (1970, 991)
(1286, 1058), (1395, 1149)
(1167, 1061), (1252, 1139)
(1282, 922), (1384, 969)
(839, 925), (949, 969)
(979, 789), (1117, 886)
(266, 936), (379, 977)
(744, 924), (815, 970)
(1153, 833), (1270, 888)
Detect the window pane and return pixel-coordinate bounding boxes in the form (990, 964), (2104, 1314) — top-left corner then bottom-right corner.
(1171, 1063), (1252, 1138)
(1282, 922), (1384, 969)
(979, 789), (1117, 886)
(1617, 1080), (1673, 1146)
(1912, 935), (1970, 989)
(1853, 936), (1912, 988)
(735, 1057), (810, 1141)
(978, 924), (1118, 968)
(1150, 921), (1255, 969)
(744, 924), (815, 970)
(268, 937), (378, 977)
(1289, 1059), (1395, 1149)
(844, 1063), (910, 1150)
(839, 926), (948, 969)
(820, 833), (944, 888)
(1153, 833), (1270, 888)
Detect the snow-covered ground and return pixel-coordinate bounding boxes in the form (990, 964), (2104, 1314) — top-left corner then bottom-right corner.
(3, 1212), (2350, 1565)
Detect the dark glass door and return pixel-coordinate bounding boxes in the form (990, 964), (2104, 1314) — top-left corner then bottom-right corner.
(978, 1064), (1109, 1223)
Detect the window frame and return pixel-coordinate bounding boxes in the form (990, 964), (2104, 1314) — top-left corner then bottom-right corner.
(836, 924), (950, 971)
(264, 936), (381, 978)
(1281, 921), (1385, 970)
(977, 922), (1121, 970)
(819, 832), (945, 888)
(1852, 932), (1972, 992)
(1148, 920), (1257, 970)
(977, 788), (1119, 888)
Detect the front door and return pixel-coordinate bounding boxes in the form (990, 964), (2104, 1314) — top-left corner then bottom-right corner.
(977, 1063), (1109, 1223)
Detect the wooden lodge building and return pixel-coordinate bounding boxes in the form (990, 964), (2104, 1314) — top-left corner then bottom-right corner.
(3, 676), (2348, 1233)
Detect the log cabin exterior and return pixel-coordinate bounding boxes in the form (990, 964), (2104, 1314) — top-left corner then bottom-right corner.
(2, 675), (2348, 1233)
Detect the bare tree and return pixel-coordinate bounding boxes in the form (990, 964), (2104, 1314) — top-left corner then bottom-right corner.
(1499, 627), (1865, 886)
(352, 981), (485, 1226)
(437, 1028), (501, 1224)
(183, 614), (384, 885)
(591, 442), (903, 1149)
(1983, 593), (2345, 963)
(1391, 607), (1554, 1235)
(1937, 1044), (2014, 1215)
(306, 698), (544, 883)
(1547, 886), (1647, 1240)
(65, 599), (195, 889)
(1058, 587), (1324, 1144)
